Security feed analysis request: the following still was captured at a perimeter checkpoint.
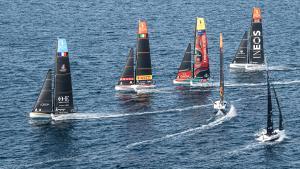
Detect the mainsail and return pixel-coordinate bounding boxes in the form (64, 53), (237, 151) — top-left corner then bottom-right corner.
(32, 69), (53, 113)
(232, 31), (248, 64)
(272, 85), (283, 130)
(118, 48), (135, 85)
(249, 7), (264, 64)
(193, 18), (210, 80)
(266, 70), (273, 136)
(219, 33), (224, 103)
(175, 43), (192, 81)
(54, 38), (74, 114)
(135, 20), (153, 85)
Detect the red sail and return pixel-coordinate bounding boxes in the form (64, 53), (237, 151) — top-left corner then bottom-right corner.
(193, 18), (210, 80)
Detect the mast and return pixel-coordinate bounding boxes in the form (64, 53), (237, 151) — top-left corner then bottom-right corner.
(118, 48), (134, 85)
(32, 69), (53, 113)
(232, 31), (248, 64)
(266, 70), (273, 135)
(135, 20), (153, 85)
(175, 43), (192, 81)
(219, 33), (224, 103)
(272, 85), (283, 130)
(54, 38), (74, 114)
(193, 18), (210, 80)
(249, 7), (264, 64)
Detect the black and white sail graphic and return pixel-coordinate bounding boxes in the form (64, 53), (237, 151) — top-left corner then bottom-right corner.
(54, 39), (74, 113)
(266, 71), (273, 136)
(135, 20), (153, 85)
(118, 48), (135, 85)
(232, 31), (248, 64)
(32, 69), (53, 113)
(249, 9), (264, 64)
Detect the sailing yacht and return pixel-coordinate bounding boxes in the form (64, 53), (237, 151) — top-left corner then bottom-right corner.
(115, 20), (155, 91)
(29, 38), (75, 118)
(213, 33), (227, 114)
(173, 18), (212, 87)
(230, 7), (266, 71)
(256, 70), (284, 142)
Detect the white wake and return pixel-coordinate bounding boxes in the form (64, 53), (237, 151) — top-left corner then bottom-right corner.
(51, 104), (210, 121)
(225, 80), (300, 88)
(126, 105), (237, 148)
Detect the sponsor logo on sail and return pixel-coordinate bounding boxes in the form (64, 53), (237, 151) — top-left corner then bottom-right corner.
(252, 30), (261, 57)
(60, 64), (67, 72)
(136, 75), (152, 80)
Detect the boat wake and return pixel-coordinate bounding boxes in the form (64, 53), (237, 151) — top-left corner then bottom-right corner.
(225, 80), (300, 88)
(268, 65), (300, 71)
(135, 87), (173, 94)
(51, 104), (211, 121)
(126, 105), (237, 148)
(255, 129), (286, 144)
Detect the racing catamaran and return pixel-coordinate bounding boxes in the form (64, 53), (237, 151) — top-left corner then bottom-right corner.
(213, 33), (227, 114)
(230, 7), (265, 71)
(115, 20), (155, 91)
(30, 38), (75, 118)
(174, 18), (212, 87)
(256, 70), (284, 142)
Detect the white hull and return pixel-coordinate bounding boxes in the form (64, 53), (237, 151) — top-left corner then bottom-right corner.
(173, 78), (213, 87)
(115, 84), (156, 92)
(190, 80), (213, 87)
(213, 100), (227, 112)
(229, 63), (266, 71)
(256, 129), (283, 142)
(29, 112), (51, 119)
(173, 79), (191, 85)
(115, 85), (136, 91)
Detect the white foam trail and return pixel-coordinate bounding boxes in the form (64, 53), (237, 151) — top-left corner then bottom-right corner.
(126, 105), (237, 148)
(269, 65), (300, 71)
(227, 142), (261, 156)
(51, 104), (211, 121)
(225, 80), (300, 88)
(255, 129), (287, 144)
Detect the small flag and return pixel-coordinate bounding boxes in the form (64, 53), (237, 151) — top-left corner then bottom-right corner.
(58, 52), (68, 57)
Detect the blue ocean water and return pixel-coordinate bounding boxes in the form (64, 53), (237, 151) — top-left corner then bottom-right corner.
(0, 0), (300, 168)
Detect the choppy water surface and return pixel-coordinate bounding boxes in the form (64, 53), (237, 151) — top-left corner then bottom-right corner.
(0, 0), (299, 168)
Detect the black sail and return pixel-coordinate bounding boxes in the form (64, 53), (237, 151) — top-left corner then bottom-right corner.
(272, 85), (283, 130)
(178, 43), (192, 72)
(32, 69), (53, 113)
(135, 20), (153, 85)
(249, 8), (264, 64)
(232, 31), (248, 64)
(118, 48), (134, 85)
(266, 70), (273, 135)
(54, 39), (74, 114)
